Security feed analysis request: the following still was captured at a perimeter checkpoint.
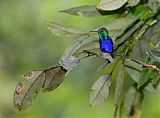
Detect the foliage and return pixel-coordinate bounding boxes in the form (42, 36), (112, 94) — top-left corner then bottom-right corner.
(13, 0), (160, 117)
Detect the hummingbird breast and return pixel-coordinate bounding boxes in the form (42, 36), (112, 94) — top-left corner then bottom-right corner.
(99, 36), (113, 53)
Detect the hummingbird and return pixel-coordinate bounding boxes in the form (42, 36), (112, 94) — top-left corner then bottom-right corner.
(90, 27), (113, 53)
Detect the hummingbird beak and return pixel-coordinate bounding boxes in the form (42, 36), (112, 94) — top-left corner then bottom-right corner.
(90, 30), (98, 33)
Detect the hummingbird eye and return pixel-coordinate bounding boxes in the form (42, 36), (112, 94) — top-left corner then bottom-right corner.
(100, 30), (104, 33)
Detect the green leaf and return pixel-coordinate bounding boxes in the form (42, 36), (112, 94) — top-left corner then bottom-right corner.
(127, 0), (139, 7)
(131, 40), (150, 62)
(121, 86), (143, 118)
(90, 74), (111, 107)
(97, 0), (128, 11)
(125, 62), (160, 95)
(142, 20), (160, 44)
(115, 20), (144, 46)
(114, 60), (125, 105)
(60, 5), (101, 17)
(125, 59), (142, 72)
(125, 59), (142, 83)
(43, 65), (67, 92)
(99, 57), (121, 75)
(13, 71), (45, 111)
(137, 68), (151, 89)
(47, 22), (86, 37)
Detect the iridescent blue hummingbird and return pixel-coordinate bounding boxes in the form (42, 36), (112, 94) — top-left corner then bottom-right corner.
(91, 28), (113, 53)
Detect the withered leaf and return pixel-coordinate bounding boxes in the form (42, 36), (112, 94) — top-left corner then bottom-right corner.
(42, 65), (67, 92)
(13, 71), (45, 111)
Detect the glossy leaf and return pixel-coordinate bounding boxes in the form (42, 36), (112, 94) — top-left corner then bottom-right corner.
(121, 86), (143, 118)
(90, 74), (111, 107)
(47, 22), (86, 37)
(114, 60), (125, 105)
(60, 5), (101, 17)
(43, 65), (67, 91)
(13, 71), (45, 111)
(97, 0), (128, 11)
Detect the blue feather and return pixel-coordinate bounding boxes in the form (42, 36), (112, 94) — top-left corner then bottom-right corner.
(99, 36), (113, 53)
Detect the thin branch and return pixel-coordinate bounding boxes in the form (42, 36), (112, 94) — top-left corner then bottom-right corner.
(145, 64), (160, 74)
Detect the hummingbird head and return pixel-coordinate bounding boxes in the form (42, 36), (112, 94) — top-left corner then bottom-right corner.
(97, 28), (109, 38)
(90, 27), (109, 39)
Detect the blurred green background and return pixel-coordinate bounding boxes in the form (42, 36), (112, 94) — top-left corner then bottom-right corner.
(0, 0), (160, 118)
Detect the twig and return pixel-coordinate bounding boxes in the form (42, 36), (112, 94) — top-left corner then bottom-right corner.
(145, 64), (160, 74)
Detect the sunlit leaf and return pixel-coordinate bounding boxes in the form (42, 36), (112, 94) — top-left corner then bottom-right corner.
(121, 86), (143, 118)
(114, 60), (125, 105)
(47, 22), (86, 37)
(60, 5), (101, 17)
(13, 71), (45, 111)
(90, 74), (111, 107)
(43, 65), (67, 92)
(97, 0), (128, 11)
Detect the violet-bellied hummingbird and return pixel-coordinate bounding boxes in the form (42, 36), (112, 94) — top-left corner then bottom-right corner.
(90, 28), (113, 53)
